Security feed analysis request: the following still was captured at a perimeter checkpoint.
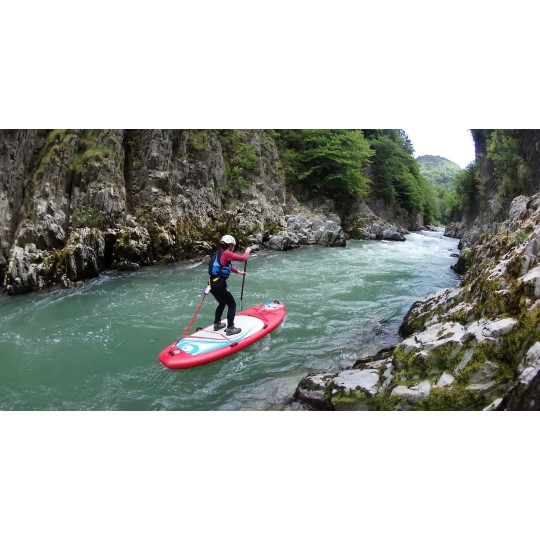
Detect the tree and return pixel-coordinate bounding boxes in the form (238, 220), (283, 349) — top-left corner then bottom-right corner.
(364, 130), (439, 223)
(417, 155), (462, 186)
(278, 129), (373, 198)
(416, 155), (463, 224)
(454, 163), (480, 222)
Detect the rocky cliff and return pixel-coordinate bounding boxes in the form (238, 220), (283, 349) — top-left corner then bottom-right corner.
(5, 129), (408, 294)
(447, 130), (540, 253)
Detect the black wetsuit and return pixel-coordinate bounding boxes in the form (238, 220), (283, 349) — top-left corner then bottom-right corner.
(210, 275), (236, 327)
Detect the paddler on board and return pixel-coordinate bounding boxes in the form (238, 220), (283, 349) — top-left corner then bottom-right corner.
(208, 234), (251, 336)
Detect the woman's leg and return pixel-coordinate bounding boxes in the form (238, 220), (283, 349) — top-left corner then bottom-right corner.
(210, 280), (228, 324)
(224, 289), (236, 327)
(212, 281), (240, 335)
(214, 300), (226, 324)
(210, 278), (237, 326)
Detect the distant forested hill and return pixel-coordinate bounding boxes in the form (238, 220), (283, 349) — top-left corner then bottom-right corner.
(416, 154), (462, 224)
(417, 155), (462, 185)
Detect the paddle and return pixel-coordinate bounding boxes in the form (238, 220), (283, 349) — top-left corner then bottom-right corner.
(240, 258), (247, 311)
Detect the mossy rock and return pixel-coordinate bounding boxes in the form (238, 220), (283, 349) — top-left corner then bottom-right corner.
(413, 386), (491, 411)
(452, 247), (474, 274)
(330, 389), (371, 411)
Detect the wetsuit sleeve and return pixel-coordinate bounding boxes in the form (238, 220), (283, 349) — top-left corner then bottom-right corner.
(220, 249), (249, 273)
(220, 249), (250, 263)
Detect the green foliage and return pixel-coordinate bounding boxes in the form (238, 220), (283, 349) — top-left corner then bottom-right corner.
(417, 155), (462, 186)
(418, 173), (440, 224)
(269, 129), (445, 224)
(36, 129), (79, 176)
(72, 207), (104, 228)
(72, 130), (113, 172)
(486, 129), (530, 201)
(503, 307), (540, 371)
(364, 130), (439, 224)
(414, 386), (490, 411)
(187, 130), (209, 153)
(461, 129), (536, 219)
(217, 130), (259, 193)
(367, 392), (400, 411)
(330, 389), (370, 410)
(277, 129), (373, 199)
(436, 184), (462, 223)
(454, 162), (481, 216)
(416, 155), (463, 224)
(515, 230), (528, 244)
(37, 129), (114, 179)
(393, 348), (432, 383)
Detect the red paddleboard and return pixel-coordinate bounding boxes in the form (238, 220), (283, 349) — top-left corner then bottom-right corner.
(158, 300), (286, 369)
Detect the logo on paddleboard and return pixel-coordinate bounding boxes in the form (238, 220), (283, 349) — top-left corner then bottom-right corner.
(180, 343), (200, 354)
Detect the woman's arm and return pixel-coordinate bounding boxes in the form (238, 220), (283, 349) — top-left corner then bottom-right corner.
(220, 248), (250, 264)
(220, 248), (251, 273)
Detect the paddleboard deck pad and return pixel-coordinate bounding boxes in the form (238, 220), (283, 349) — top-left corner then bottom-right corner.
(158, 300), (286, 369)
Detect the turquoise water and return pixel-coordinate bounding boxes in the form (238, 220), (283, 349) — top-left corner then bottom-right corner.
(0, 231), (460, 410)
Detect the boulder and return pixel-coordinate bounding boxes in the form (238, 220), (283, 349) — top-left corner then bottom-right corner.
(391, 380), (431, 403)
(279, 212), (346, 248)
(400, 321), (467, 354)
(266, 231), (301, 251)
(4, 246), (44, 294)
(331, 369), (380, 395)
(294, 350), (394, 410)
(436, 372), (455, 388)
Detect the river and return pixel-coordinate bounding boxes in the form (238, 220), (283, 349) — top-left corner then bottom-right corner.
(0, 231), (460, 410)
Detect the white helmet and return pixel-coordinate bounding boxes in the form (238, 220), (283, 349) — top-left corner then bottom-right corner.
(220, 234), (236, 245)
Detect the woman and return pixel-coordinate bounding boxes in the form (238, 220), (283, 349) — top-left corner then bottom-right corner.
(209, 234), (251, 335)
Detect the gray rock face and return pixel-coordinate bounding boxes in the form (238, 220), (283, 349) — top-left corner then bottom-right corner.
(4, 227), (106, 294)
(312, 219), (346, 246)
(500, 342), (540, 410)
(349, 220), (407, 241)
(0, 130), (292, 292)
(344, 198), (408, 240)
(0, 130), (41, 246)
(112, 226), (152, 270)
(64, 228), (105, 281)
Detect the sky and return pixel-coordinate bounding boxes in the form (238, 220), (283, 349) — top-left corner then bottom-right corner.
(403, 128), (476, 168)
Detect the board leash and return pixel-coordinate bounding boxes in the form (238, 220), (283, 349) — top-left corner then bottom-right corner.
(176, 285), (210, 343)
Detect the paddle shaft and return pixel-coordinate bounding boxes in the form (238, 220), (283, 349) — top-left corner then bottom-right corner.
(240, 258), (247, 307)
